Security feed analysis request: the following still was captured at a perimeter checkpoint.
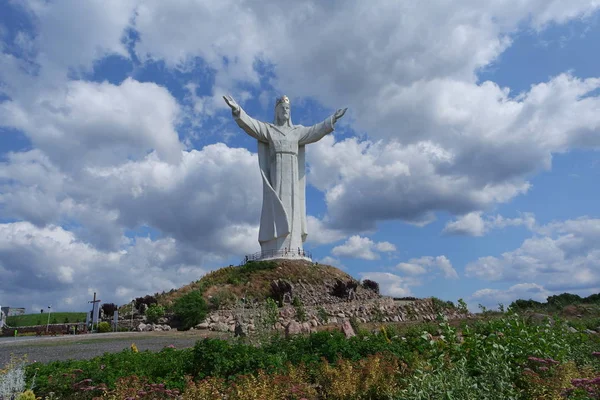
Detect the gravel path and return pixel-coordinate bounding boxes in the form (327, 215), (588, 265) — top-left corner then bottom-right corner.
(0, 331), (229, 366)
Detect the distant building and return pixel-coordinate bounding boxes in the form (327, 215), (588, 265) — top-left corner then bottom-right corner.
(0, 307), (26, 316)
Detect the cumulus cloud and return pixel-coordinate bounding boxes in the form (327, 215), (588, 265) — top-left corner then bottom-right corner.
(358, 272), (413, 298)
(0, 144), (263, 255)
(318, 256), (345, 269)
(331, 235), (396, 260)
(470, 283), (552, 309)
(443, 211), (536, 236)
(396, 256), (458, 279)
(0, 78), (183, 168)
(305, 215), (348, 246)
(0, 222), (207, 312)
(465, 217), (600, 291)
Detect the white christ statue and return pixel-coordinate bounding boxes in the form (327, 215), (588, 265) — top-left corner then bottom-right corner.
(224, 94), (347, 259)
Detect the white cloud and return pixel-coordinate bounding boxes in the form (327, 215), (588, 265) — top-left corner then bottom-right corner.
(305, 215), (348, 246)
(0, 144), (263, 255)
(470, 283), (552, 309)
(307, 135), (533, 231)
(0, 78), (183, 168)
(331, 235), (396, 260)
(466, 217), (600, 291)
(443, 211), (536, 236)
(396, 256), (458, 279)
(318, 256), (345, 269)
(1, 2), (599, 236)
(358, 272), (413, 298)
(375, 241), (397, 252)
(0, 221), (209, 311)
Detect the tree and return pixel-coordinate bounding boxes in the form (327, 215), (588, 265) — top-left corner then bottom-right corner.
(134, 295), (158, 312)
(172, 291), (208, 331)
(101, 303), (118, 318)
(361, 279), (380, 294)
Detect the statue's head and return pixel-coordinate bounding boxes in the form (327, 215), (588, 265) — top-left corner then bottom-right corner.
(274, 95), (291, 125)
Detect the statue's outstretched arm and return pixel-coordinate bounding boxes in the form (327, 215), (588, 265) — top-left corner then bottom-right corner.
(298, 108), (347, 145)
(223, 95), (269, 143)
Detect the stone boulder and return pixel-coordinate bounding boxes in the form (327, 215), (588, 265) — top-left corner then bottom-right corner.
(285, 321), (302, 337)
(341, 320), (355, 338)
(211, 322), (229, 332)
(195, 322), (210, 330)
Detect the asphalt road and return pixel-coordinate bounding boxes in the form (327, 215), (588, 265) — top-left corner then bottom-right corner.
(0, 330), (229, 366)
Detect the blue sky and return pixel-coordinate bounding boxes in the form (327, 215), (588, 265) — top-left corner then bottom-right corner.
(1, 1), (599, 312)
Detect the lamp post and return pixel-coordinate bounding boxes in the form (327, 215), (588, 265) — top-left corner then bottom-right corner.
(46, 305), (52, 333)
(131, 300), (134, 331)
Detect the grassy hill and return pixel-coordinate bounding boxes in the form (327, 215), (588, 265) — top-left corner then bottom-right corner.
(155, 259), (358, 309)
(6, 312), (87, 327)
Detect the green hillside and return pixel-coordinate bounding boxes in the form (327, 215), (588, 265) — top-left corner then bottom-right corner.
(6, 312), (87, 327)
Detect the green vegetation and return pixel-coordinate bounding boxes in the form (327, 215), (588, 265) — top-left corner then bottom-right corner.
(16, 311), (600, 399)
(6, 312), (86, 327)
(510, 292), (600, 313)
(292, 296), (307, 322)
(172, 290), (208, 331)
(145, 304), (165, 324)
(154, 259), (355, 310)
(96, 321), (111, 333)
(197, 260), (278, 291)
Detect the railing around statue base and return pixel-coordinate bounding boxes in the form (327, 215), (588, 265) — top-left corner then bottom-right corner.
(241, 249), (312, 265)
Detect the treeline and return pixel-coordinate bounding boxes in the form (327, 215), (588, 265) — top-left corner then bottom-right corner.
(510, 292), (600, 311)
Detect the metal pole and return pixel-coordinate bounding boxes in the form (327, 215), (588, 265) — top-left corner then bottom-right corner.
(131, 300), (134, 331)
(46, 305), (52, 333)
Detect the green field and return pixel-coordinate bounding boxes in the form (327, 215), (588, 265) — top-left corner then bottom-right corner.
(6, 312), (87, 327)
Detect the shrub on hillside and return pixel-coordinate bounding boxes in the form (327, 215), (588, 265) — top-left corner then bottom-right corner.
(101, 303), (118, 318)
(361, 279), (379, 294)
(331, 279), (358, 298)
(146, 304), (165, 324)
(172, 291), (208, 331)
(208, 289), (237, 310)
(135, 295), (158, 312)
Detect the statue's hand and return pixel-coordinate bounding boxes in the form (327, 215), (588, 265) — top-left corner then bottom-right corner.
(223, 95), (240, 115)
(333, 107), (347, 122)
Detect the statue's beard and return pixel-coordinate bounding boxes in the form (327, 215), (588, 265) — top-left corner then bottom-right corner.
(274, 113), (292, 127)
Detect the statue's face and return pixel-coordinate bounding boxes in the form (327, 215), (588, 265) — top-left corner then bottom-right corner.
(276, 103), (290, 122)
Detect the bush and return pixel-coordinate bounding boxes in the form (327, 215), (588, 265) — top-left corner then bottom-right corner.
(361, 279), (379, 294)
(16, 389), (36, 400)
(292, 297), (307, 322)
(331, 279), (358, 298)
(172, 290), (208, 331)
(134, 295), (158, 312)
(146, 304), (165, 324)
(208, 289), (237, 310)
(97, 321), (111, 333)
(101, 303), (118, 318)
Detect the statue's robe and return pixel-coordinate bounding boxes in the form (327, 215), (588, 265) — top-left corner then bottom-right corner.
(234, 109), (335, 254)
